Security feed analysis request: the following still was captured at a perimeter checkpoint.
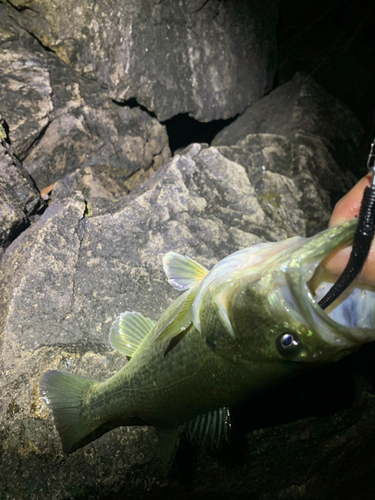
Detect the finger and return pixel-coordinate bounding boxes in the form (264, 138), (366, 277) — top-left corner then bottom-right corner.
(322, 245), (375, 286)
(328, 174), (372, 227)
(323, 174), (375, 285)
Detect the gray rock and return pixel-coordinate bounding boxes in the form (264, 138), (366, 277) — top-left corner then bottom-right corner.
(0, 139), (44, 251)
(0, 144), (308, 499)
(0, 14), (53, 159)
(0, 6), (170, 191)
(211, 75), (363, 235)
(51, 164), (157, 217)
(217, 133), (357, 236)
(3, 0), (278, 121)
(213, 73), (364, 177)
(23, 94), (171, 190)
(0, 145), (374, 499)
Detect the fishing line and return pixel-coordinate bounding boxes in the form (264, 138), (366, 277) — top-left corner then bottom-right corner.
(318, 138), (375, 309)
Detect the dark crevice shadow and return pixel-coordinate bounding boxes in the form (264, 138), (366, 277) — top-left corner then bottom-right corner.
(163, 113), (238, 153)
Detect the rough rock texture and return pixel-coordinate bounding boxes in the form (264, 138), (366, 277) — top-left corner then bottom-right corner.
(0, 5), (170, 192)
(213, 74), (363, 235)
(217, 133), (357, 236)
(0, 1), (373, 498)
(23, 54), (171, 190)
(0, 139), (44, 252)
(1, 144), (374, 500)
(2, 0), (278, 121)
(0, 14), (53, 159)
(213, 73), (364, 176)
(23, 89), (170, 191)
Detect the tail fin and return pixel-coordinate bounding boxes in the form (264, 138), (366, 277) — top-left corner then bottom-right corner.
(39, 370), (97, 453)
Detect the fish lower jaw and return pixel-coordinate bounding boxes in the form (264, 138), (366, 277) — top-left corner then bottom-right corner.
(300, 279), (375, 347)
(271, 276), (359, 349)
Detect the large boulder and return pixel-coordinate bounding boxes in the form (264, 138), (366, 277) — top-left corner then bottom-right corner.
(0, 5), (171, 192)
(0, 143), (373, 500)
(216, 133), (356, 236)
(213, 74), (363, 235)
(213, 73), (364, 176)
(2, 0), (278, 121)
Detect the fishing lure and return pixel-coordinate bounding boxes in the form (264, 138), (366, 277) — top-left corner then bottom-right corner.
(319, 138), (375, 309)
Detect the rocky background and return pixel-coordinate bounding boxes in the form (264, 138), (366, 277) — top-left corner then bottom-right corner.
(0, 1), (374, 499)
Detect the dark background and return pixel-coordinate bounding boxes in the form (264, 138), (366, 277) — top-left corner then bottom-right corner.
(279, 0), (375, 148)
(166, 0), (375, 166)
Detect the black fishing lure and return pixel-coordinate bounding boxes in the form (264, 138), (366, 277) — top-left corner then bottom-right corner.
(319, 139), (375, 309)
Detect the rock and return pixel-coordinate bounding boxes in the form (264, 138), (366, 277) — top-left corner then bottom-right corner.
(0, 144), (306, 499)
(0, 144), (374, 500)
(0, 139), (44, 252)
(0, 5), (170, 192)
(212, 75), (363, 235)
(213, 73), (364, 177)
(0, 113), (8, 140)
(3, 0), (278, 121)
(216, 133), (357, 236)
(51, 164), (156, 217)
(23, 90), (171, 190)
(0, 13), (53, 159)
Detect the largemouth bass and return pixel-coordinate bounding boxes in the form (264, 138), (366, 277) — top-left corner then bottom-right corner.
(39, 218), (375, 466)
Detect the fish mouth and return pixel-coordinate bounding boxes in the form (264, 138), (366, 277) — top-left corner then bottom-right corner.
(284, 222), (375, 348)
(304, 265), (375, 346)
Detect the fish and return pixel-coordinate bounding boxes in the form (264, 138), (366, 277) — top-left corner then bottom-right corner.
(39, 218), (375, 467)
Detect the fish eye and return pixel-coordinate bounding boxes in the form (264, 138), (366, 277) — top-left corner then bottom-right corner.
(276, 332), (301, 358)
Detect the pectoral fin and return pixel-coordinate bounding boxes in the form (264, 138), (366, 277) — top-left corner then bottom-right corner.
(185, 407), (231, 449)
(163, 251), (209, 291)
(109, 311), (155, 356)
(154, 286), (198, 342)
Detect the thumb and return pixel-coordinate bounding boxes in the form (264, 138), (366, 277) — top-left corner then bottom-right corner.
(322, 174), (375, 285)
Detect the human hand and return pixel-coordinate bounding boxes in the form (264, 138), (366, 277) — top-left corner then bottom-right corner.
(322, 174), (375, 286)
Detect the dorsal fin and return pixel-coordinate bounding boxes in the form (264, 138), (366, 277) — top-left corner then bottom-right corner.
(153, 286), (198, 343)
(109, 311), (155, 356)
(184, 407), (231, 449)
(163, 252), (209, 291)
